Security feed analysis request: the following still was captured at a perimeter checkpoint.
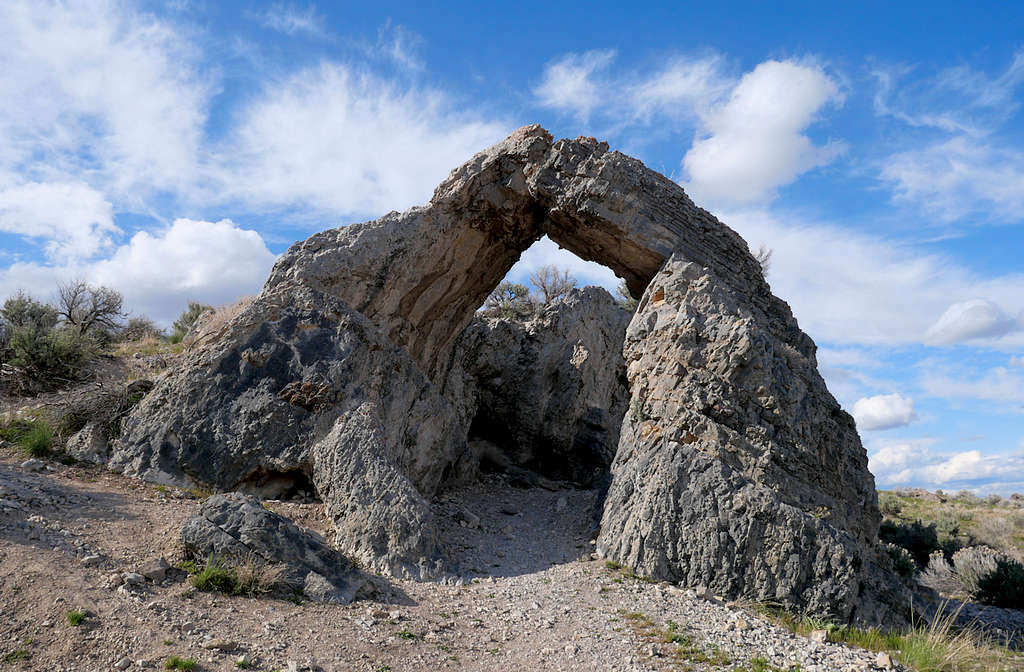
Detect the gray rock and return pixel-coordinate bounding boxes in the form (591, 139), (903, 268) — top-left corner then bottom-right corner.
(121, 572), (146, 587)
(139, 557), (169, 581)
(20, 458), (44, 472)
(595, 257), (912, 626)
(181, 492), (369, 604)
(65, 423), (109, 465)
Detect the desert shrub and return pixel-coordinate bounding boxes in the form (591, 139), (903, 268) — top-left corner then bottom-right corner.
(614, 279), (638, 311)
(482, 282), (537, 319)
(879, 519), (940, 568)
(171, 301), (213, 342)
(970, 515), (1015, 552)
(878, 492), (902, 516)
(118, 316), (165, 342)
(188, 554), (283, 597)
(955, 490), (981, 506)
(7, 325), (91, 385)
(882, 542), (916, 579)
(529, 265), (576, 305)
(975, 557), (1024, 609)
(951, 546), (1000, 595)
(984, 493), (1002, 506)
(919, 551), (963, 595)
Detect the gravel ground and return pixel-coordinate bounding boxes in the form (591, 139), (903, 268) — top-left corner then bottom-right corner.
(0, 448), (995, 672)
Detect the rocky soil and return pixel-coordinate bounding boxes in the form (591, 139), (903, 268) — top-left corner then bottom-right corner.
(1, 449), (919, 672)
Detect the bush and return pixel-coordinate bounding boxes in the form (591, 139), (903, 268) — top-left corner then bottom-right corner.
(879, 519), (941, 568)
(52, 379), (153, 440)
(878, 492), (902, 516)
(482, 282), (537, 319)
(919, 551), (962, 595)
(171, 302), (213, 342)
(119, 316), (165, 342)
(975, 558), (1024, 609)
(187, 554), (283, 597)
(952, 546), (1000, 595)
(882, 542), (916, 579)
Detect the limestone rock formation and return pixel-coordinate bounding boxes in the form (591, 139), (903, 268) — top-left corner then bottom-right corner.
(444, 286), (630, 487)
(182, 492), (369, 603)
(596, 257), (909, 624)
(112, 286), (463, 577)
(112, 124), (906, 625)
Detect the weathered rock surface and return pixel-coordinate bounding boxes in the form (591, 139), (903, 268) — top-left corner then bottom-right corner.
(112, 286), (462, 577)
(596, 257), (911, 625)
(181, 492), (369, 603)
(444, 286), (630, 487)
(113, 124), (904, 626)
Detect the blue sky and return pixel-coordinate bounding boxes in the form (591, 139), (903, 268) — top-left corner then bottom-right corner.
(1, 1), (1022, 494)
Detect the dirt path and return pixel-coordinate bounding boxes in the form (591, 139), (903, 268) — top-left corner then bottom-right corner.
(1, 448), (921, 671)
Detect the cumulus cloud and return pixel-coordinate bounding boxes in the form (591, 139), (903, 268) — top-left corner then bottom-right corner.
(0, 182), (118, 261)
(869, 437), (1024, 493)
(0, 219), (276, 325)
(214, 62), (509, 216)
(533, 50), (617, 122)
(925, 299), (1021, 344)
(721, 208), (1024, 348)
(853, 393), (916, 431)
(683, 60), (845, 205)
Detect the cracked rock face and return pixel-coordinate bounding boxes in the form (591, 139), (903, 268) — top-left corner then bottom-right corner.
(114, 124), (906, 625)
(596, 257), (910, 625)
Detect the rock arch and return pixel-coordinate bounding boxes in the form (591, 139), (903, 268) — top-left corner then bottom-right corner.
(264, 124), (763, 379)
(113, 125), (912, 627)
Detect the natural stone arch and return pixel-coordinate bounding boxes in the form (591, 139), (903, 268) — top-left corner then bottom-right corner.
(265, 124), (764, 379)
(113, 125), (914, 627)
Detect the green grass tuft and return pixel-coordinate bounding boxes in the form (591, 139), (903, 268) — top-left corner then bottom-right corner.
(65, 609), (86, 626)
(164, 656), (197, 671)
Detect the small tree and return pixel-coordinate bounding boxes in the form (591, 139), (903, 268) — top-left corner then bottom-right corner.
(2, 291), (59, 331)
(529, 265), (576, 305)
(57, 280), (126, 339)
(119, 316), (165, 342)
(171, 301), (214, 342)
(482, 282), (536, 319)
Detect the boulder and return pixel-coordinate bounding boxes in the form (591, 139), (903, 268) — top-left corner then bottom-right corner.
(181, 492), (369, 604)
(65, 423), (109, 465)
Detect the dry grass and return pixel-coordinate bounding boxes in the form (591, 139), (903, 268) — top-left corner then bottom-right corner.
(750, 601), (1020, 672)
(184, 295), (255, 348)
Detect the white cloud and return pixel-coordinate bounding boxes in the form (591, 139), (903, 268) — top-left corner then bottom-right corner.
(0, 182), (118, 261)
(253, 3), (326, 38)
(853, 393), (916, 431)
(925, 299), (1021, 344)
(722, 208), (1024, 348)
(0, 0), (209, 200)
(869, 438), (1024, 494)
(506, 236), (620, 295)
(1011, 356), (1024, 367)
(215, 62), (509, 216)
(683, 60), (845, 205)
(880, 137), (1024, 222)
(0, 219), (276, 325)
(534, 50), (617, 122)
